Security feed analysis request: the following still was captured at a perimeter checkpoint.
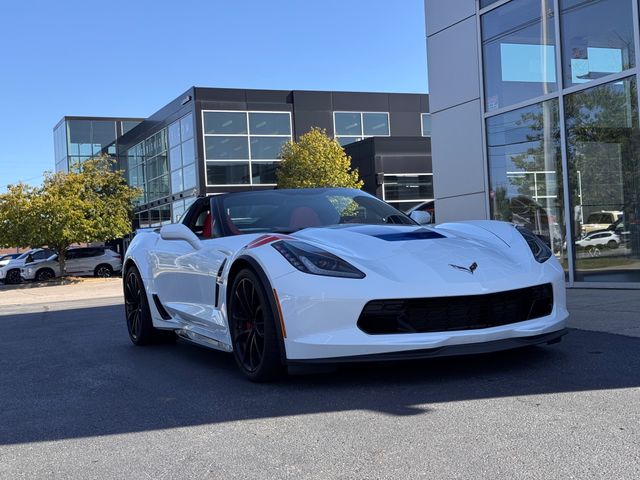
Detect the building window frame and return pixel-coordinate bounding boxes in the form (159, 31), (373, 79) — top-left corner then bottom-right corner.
(333, 111), (391, 145)
(202, 110), (293, 187)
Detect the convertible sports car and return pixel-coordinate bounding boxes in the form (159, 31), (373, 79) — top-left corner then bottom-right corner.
(123, 188), (568, 381)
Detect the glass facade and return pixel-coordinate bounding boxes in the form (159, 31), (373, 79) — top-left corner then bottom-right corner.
(383, 174), (434, 210)
(202, 111), (292, 186)
(54, 118), (142, 173)
(481, 0), (640, 285)
(127, 113), (196, 224)
(334, 112), (390, 145)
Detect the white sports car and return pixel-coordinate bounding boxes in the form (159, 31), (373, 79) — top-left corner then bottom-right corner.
(123, 188), (568, 381)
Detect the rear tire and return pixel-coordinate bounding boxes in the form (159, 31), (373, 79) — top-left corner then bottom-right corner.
(607, 240), (618, 249)
(228, 268), (284, 382)
(36, 269), (55, 282)
(123, 265), (175, 345)
(94, 264), (113, 278)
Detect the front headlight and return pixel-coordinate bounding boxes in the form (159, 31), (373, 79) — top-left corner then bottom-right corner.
(272, 240), (365, 279)
(517, 227), (552, 263)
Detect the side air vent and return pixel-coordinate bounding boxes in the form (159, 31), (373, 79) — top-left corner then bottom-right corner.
(152, 294), (172, 320)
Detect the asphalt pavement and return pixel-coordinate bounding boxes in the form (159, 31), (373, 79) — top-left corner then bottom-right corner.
(0, 289), (639, 479)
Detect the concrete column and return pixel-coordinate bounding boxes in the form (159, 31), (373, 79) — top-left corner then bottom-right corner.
(425, 0), (488, 222)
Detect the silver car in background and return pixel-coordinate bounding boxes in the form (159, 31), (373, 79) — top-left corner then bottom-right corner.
(0, 248), (56, 284)
(21, 247), (122, 281)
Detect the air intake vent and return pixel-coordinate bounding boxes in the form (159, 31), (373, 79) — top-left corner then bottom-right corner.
(357, 283), (553, 335)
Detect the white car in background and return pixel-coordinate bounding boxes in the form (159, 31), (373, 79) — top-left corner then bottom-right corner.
(575, 231), (621, 250)
(0, 248), (55, 284)
(21, 247), (122, 281)
(123, 188), (568, 382)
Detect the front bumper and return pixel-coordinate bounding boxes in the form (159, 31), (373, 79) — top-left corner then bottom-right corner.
(288, 328), (568, 364)
(273, 264), (569, 361)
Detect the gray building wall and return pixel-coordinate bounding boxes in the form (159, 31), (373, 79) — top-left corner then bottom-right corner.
(424, 0), (489, 222)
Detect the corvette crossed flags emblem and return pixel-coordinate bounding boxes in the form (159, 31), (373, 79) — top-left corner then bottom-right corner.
(449, 262), (478, 275)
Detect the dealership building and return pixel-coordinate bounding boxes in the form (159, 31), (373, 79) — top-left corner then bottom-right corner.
(425, 0), (640, 287)
(54, 88), (432, 227)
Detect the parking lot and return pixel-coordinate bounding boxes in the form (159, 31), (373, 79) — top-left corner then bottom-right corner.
(0, 283), (639, 479)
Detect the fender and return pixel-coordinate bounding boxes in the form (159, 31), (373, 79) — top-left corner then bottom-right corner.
(229, 255), (289, 365)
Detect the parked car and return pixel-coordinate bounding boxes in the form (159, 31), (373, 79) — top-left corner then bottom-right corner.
(20, 247), (122, 281)
(575, 231), (621, 250)
(0, 248), (55, 284)
(123, 188), (567, 382)
(0, 253), (21, 264)
(581, 211), (623, 235)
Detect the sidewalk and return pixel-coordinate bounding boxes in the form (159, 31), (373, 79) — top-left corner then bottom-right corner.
(566, 288), (640, 338)
(0, 278), (122, 315)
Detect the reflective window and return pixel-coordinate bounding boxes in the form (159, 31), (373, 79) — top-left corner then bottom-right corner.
(171, 169), (183, 194)
(383, 174), (434, 202)
(250, 137), (289, 160)
(363, 113), (390, 136)
(205, 136), (249, 160)
(182, 139), (195, 166)
(203, 110), (292, 186)
(249, 112), (291, 135)
(486, 99), (566, 262)
(204, 111), (247, 134)
(122, 121), (140, 135)
(334, 112), (390, 144)
(180, 113), (194, 140)
(421, 114), (431, 136)
(166, 114), (198, 196)
(168, 122), (181, 147)
(252, 162), (279, 184)
(564, 76), (640, 283)
(560, 0), (634, 87)
(206, 162), (250, 184)
(169, 145), (182, 172)
(334, 113), (362, 136)
(480, 0), (503, 7)
(183, 164), (197, 190)
(337, 137), (361, 146)
(482, 0), (557, 112)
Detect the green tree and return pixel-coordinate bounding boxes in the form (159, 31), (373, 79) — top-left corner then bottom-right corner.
(0, 156), (139, 275)
(0, 183), (39, 250)
(276, 128), (363, 189)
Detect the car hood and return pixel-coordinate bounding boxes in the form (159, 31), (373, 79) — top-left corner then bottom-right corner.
(290, 224), (538, 286)
(0, 258), (25, 269)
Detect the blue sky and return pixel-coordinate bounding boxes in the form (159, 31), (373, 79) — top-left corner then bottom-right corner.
(0, 0), (427, 190)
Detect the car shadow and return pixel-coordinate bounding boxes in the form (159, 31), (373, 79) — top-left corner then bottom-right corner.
(1, 303), (638, 445)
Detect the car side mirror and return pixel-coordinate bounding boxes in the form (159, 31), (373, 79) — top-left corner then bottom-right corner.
(410, 210), (432, 225)
(160, 224), (203, 250)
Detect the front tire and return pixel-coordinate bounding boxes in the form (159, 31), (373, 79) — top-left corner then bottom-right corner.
(5, 269), (21, 284)
(124, 265), (174, 345)
(229, 269), (284, 382)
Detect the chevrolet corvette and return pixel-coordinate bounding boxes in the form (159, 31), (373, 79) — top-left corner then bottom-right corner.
(123, 188), (568, 381)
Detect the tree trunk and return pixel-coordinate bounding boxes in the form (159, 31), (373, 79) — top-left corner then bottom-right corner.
(57, 247), (67, 277)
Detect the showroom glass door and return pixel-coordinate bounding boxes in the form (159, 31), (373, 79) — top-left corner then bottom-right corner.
(564, 76), (640, 283)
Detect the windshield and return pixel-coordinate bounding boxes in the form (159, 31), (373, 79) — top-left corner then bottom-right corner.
(220, 188), (415, 235)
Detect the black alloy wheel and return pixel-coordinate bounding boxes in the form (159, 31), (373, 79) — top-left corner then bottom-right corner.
(36, 269), (55, 282)
(229, 269), (283, 382)
(95, 264), (113, 278)
(123, 265), (175, 345)
(5, 269), (21, 285)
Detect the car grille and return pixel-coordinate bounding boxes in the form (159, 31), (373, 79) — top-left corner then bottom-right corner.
(357, 283), (554, 335)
